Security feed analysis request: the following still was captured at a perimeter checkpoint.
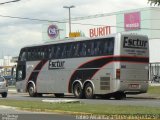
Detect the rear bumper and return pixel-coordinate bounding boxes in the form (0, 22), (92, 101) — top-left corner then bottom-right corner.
(117, 80), (148, 94)
(0, 88), (8, 93)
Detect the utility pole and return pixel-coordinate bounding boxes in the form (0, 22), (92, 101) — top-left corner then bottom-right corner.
(63, 5), (75, 35)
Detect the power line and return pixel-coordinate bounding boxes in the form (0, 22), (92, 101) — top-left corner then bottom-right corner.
(0, 6), (158, 24)
(0, 7), (154, 24)
(0, 0), (21, 5)
(0, 7), (160, 31)
(1, 14), (160, 31)
(0, 14), (66, 23)
(67, 8), (151, 21)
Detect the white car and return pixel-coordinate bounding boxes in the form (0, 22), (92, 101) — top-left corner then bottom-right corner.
(0, 76), (8, 98)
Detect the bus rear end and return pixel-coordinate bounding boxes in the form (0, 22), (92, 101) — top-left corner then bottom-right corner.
(116, 34), (149, 95)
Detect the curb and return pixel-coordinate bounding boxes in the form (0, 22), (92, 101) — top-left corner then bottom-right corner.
(42, 99), (80, 103)
(127, 96), (160, 100)
(127, 94), (160, 100)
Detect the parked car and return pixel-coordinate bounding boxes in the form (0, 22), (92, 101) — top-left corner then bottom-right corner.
(151, 75), (160, 83)
(0, 76), (8, 98)
(3, 75), (16, 86)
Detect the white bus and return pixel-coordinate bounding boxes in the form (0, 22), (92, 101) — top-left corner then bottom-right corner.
(16, 33), (149, 99)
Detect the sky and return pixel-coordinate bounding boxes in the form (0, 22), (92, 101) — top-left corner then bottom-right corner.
(0, 0), (150, 57)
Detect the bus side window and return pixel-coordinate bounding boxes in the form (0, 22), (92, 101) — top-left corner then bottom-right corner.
(61, 44), (66, 58)
(37, 48), (41, 59)
(55, 45), (61, 59)
(38, 49), (42, 59)
(90, 41), (95, 56)
(81, 42), (87, 57)
(44, 47), (50, 59)
(37, 48), (43, 60)
(99, 41), (104, 55)
(67, 44), (73, 58)
(20, 51), (26, 61)
(33, 48), (37, 60)
(72, 43), (79, 58)
(108, 40), (114, 55)
(50, 46), (56, 59)
(27, 50), (31, 61)
(66, 44), (71, 58)
(31, 49), (36, 60)
(28, 48), (36, 61)
(86, 41), (91, 56)
(103, 40), (108, 55)
(74, 42), (81, 57)
(94, 41), (100, 56)
(48, 47), (52, 59)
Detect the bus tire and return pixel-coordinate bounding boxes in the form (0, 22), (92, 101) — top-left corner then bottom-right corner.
(84, 82), (95, 99)
(73, 82), (84, 99)
(28, 83), (37, 97)
(1, 92), (7, 98)
(37, 93), (43, 97)
(114, 92), (126, 100)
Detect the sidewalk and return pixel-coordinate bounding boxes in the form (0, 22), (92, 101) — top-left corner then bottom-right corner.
(149, 82), (160, 86)
(8, 88), (17, 94)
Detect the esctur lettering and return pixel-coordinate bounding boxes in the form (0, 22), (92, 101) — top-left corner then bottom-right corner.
(49, 60), (65, 69)
(123, 37), (147, 49)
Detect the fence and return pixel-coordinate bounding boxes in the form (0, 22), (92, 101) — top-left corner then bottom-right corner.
(149, 63), (160, 83)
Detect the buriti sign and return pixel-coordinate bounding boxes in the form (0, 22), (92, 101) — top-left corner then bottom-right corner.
(47, 25), (59, 39)
(89, 26), (111, 38)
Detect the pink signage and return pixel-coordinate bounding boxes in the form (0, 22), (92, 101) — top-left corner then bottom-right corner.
(124, 12), (140, 31)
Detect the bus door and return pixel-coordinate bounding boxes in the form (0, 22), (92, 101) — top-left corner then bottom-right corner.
(16, 61), (26, 92)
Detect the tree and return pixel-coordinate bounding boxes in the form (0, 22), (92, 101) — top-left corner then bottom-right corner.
(148, 0), (160, 5)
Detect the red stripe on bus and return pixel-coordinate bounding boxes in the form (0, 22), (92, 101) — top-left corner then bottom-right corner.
(26, 60), (48, 92)
(68, 55), (149, 93)
(91, 60), (149, 80)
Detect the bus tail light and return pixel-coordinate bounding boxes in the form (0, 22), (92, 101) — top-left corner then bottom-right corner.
(116, 69), (120, 79)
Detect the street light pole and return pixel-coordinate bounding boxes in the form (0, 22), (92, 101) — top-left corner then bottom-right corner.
(63, 5), (75, 35)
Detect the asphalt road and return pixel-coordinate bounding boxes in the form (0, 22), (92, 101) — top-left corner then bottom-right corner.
(3, 93), (160, 107)
(0, 93), (160, 120)
(0, 106), (76, 120)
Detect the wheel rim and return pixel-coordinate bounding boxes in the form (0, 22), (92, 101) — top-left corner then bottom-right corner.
(75, 85), (81, 96)
(29, 86), (34, 95)
(85, 86), (93, 97)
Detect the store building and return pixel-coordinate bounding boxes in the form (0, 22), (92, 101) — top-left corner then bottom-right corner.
(43, 7), (160, 80)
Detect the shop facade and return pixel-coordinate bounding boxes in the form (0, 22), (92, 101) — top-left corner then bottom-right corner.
(43, 7), (160, 80)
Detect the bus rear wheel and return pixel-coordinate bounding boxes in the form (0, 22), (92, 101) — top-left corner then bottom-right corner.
(73, 83), (84, 99)
(28, 83), (37, 97)
(84, 83), (95, 99)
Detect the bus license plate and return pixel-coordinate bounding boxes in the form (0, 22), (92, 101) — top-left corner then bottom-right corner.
(129, 84), (139, 89)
